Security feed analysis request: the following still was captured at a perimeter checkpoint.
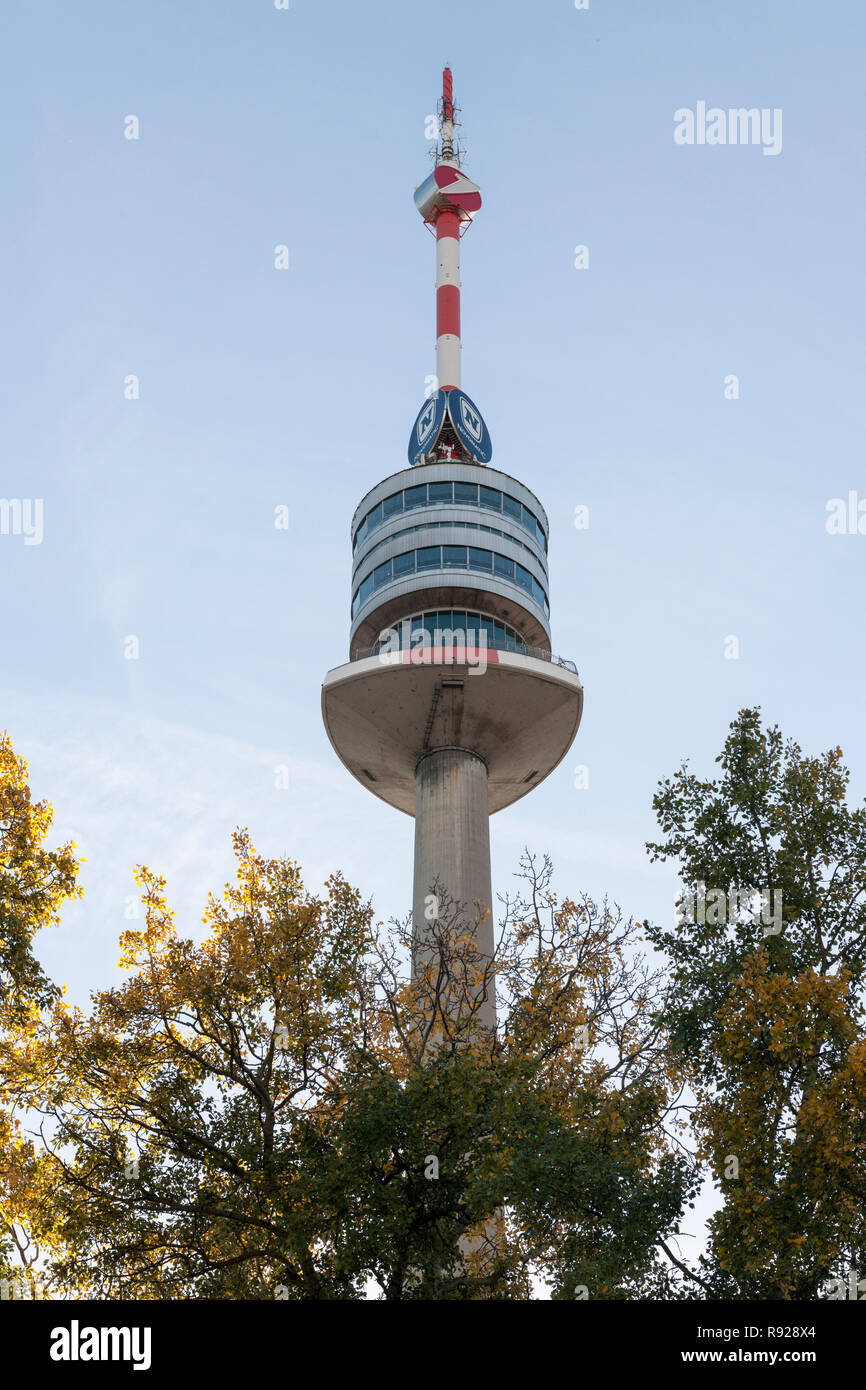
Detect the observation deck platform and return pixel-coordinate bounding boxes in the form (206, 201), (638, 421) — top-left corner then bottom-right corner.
(321, 647), (583, 817)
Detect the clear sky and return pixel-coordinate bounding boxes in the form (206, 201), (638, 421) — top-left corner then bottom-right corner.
(2, 0), (864, 1048)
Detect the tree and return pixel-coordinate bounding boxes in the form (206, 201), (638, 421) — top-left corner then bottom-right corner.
(0, 731), (80, 1291)
(2, 835), (689, 1300)
(646, 708), (866, 1299)
(0, 730), (80, 1024)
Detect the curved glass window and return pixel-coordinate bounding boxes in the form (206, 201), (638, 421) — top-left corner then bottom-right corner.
(351, 545), (549, 619)
(416, 546), (440, 570)
(371, 610), (527, 656)
(468, 546), (492, 571)
(353, 481), (547, 553)
(354, 517), (547, 573)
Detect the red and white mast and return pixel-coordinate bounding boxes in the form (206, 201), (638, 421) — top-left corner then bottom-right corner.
(414, 68), (482, 392)
(435, 67), (462, 390)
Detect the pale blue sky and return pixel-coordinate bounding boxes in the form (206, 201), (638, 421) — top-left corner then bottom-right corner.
(2, 0), (864, 1042)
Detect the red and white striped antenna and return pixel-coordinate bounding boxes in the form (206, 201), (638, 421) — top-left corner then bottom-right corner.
(414, 67), (482, 392)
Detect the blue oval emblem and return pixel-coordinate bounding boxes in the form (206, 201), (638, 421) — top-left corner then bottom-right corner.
(446, 388), (493, 464)
(407, 390), (447, 466)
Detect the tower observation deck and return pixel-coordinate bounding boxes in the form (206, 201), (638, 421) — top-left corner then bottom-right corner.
(322, 69), (583, 1030)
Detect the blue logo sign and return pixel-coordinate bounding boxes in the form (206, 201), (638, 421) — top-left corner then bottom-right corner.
(407, 390), (446, 466)
(446, 388), (493, 464)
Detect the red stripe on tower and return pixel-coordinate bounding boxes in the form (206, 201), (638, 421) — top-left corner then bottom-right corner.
(436, 283), (460, 340)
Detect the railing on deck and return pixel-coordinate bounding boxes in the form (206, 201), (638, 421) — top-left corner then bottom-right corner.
(350, 642), (579, 676)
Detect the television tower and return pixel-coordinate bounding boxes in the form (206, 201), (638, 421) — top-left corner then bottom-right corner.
(322, 69), (583, 1030)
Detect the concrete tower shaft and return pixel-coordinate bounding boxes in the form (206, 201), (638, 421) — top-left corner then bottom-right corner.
(413, 748), (495, 1032)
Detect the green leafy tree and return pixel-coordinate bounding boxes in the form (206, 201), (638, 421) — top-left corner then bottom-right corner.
(646, 708), (866, 1299)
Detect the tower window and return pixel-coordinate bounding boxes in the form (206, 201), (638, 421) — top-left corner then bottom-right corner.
(468, 546), (493, 571)
(416, 546), (441, 570)
(374, 559), (393, 588)
(353, 546), (549, 617)
(371, 609), (528, 657)
(353, 481), (547, 553)
(454, 481), (478, 504)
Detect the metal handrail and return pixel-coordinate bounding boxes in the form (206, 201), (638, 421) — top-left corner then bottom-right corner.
(350, 642), (578, 676)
